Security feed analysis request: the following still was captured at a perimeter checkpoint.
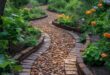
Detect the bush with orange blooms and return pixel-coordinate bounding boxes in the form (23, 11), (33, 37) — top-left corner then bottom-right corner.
(103, 33), (110, 38)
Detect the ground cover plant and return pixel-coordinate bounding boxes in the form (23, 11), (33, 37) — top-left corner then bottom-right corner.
(0, 0), (42, 74)
(48, 0), (68, 13)
(53, 0), (110, 70)
(20, 7), (46, 20)
(81, 0), (110, 70)
(5, 0), (46, 21)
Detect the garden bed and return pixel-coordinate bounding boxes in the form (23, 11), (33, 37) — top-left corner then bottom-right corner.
(13, 33), (44, 62)
(76, 35), (93, 75)
(29, 14), (48, 21)
(20, 7), (47, 21)
(52, 19), (110, 75)
(76, 33), (110, 75)
(19, 33), (51, 75)
(52, 20), (82, 33)
(52, 19), (93, 75)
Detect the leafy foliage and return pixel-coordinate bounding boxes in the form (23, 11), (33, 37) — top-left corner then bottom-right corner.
(83, 44), (103, 66)
(0, 0), (42, 74)
(57, 14), (73, 27)
(20, 7), (46, 20)
(48, 0), (67, 13)
(10, 0), (29, 8)
(0, 54), (22, 74)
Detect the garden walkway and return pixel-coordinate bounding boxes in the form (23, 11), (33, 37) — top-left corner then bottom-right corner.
(31, 5), (77, 75)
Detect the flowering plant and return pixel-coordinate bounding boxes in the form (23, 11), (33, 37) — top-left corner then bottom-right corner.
(57, 14), (73, 27)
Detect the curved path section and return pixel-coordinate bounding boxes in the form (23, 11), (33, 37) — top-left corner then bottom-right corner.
(31, 6), (77, 75)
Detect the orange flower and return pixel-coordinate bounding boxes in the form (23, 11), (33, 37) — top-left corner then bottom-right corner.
(91, 21), (96, 26)
(98, 3), (103, 8)
(85, 10), (92, 15)
(90, 8), (96, 13)
(101, 53), (108, 58)
(103, 33), (110, 38)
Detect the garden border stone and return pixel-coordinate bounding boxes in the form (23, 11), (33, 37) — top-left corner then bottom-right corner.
(64, 31), (78, 75)
(18, 33), (51, 75)
(52, 20), (93, 75)
(68, 31), (93, 75)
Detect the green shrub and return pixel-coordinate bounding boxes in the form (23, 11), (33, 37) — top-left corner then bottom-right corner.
(82, 0), (98, 8)
(48, 0), (67, 13)
(10, 0), (29, 8)
(4, 4), (46, 20)
(83, 44), (104, 66)
(0, 54), (22, 74)
(29, 0), (40, 7)
(0, 0), (42, 74)
(66, 0), (81, 16)
(20, 7), (46, 20)
(57, 14), (73, 27)
(1, 15), (41, 46)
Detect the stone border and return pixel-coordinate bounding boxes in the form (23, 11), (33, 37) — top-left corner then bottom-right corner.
(64, 31), (92, 75)
(68, 31), (93, 75)
(29, 14), (48, 21)
(64, 31), (78, 75)
(19, 33), (51, 75)
(13, 33), (44, 62)
(52, 21), (93, 75)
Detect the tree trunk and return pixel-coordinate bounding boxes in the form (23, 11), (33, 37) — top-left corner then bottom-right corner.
(45, 0), (48, 4)
(0, 0), (7, 25)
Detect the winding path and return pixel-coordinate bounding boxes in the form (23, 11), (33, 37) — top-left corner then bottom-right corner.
(31, 6), (77, 75)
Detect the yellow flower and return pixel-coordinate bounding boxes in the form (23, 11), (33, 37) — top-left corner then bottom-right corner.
(57, 14), (65, 18)
(57, 14), (71, 21)
(65, 15), (71, 19)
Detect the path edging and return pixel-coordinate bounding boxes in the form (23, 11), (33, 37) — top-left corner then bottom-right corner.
(52, 20), (93, 75)
(64, 31), (80, 75)
(19, 33), (51, 75)
(13, 33), (44, 62)
(67, 31), (93, 75)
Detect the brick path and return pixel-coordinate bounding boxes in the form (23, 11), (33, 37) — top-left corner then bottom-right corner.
(30, 5), (78, 75)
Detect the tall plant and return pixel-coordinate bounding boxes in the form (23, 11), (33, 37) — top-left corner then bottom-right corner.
(0, 0), (7, 26)
(10, 0), (29, 8)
